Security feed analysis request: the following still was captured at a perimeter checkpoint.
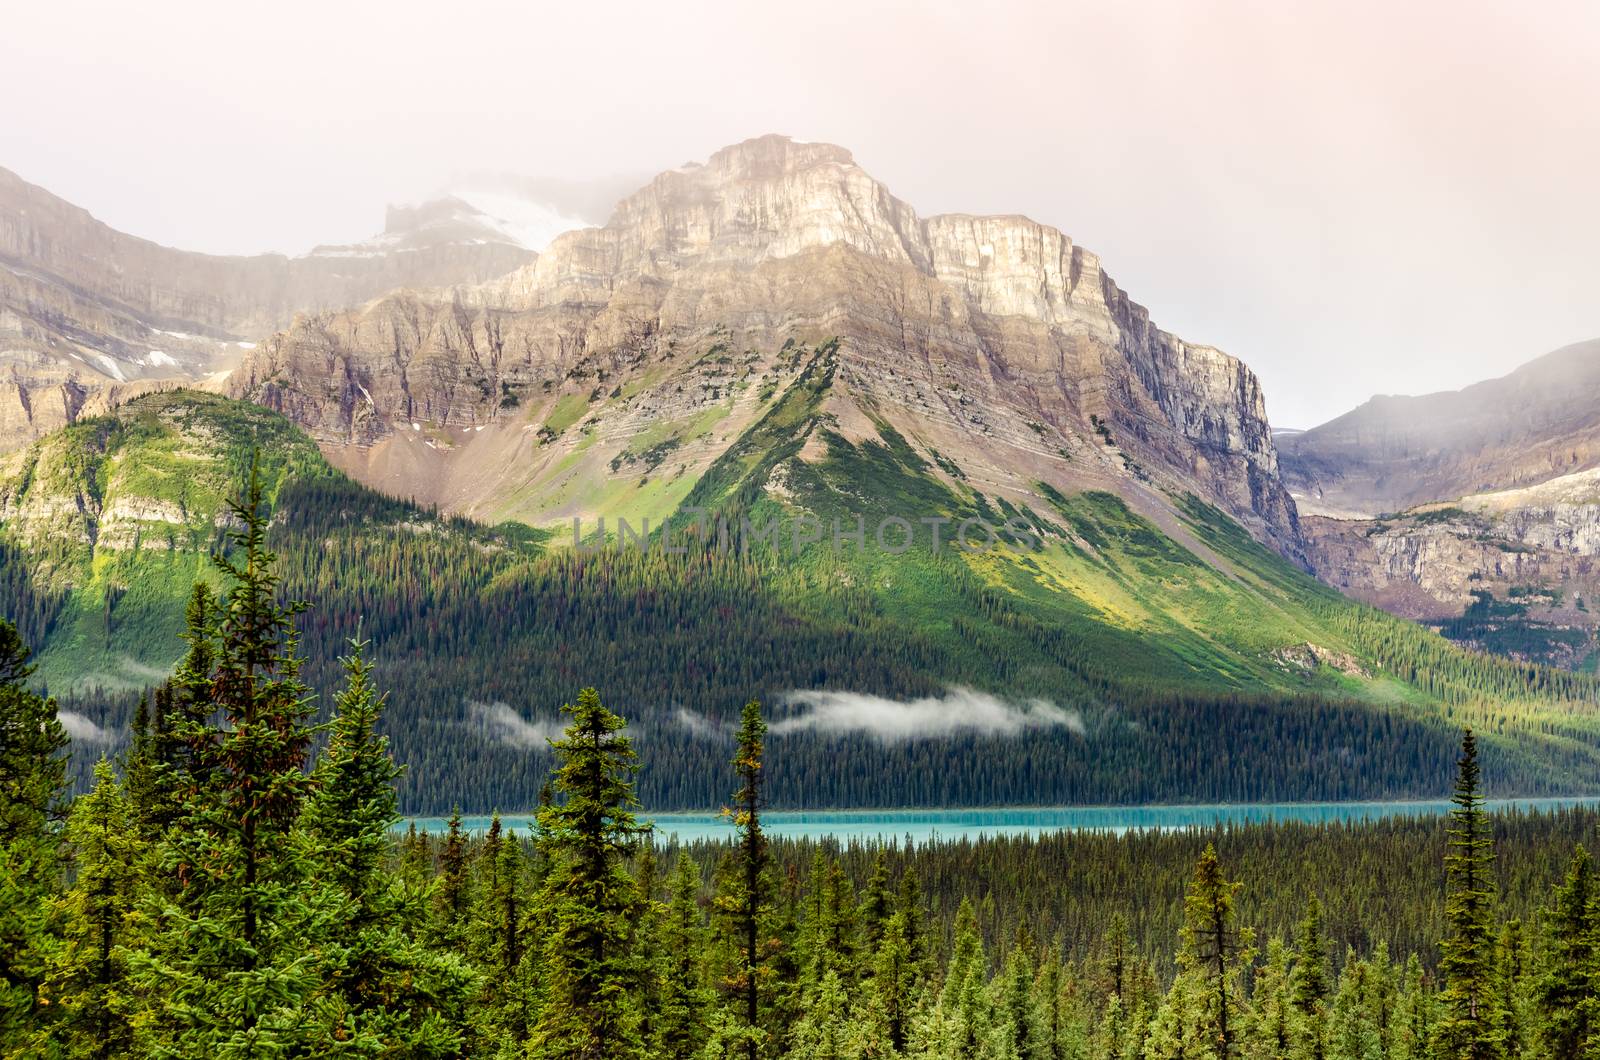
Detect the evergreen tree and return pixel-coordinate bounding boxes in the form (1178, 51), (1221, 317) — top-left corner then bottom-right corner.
(784, 971), (857, 1060)
(655, 854), (712, 1060)
(714, 699), (774, 1060)
(0, 618), (69, 1049)
(866, 910), (920, 1053)
(1538, 845), (1597, 1060)
(932, 898), (992, 1059)
(299, 634), (475, 1053)
(1249, 937), (1297, 1060)
(530, 687), (647, 1060)
(1495, 921), (1535, 1060)
(1178, 843), (1254, 1060)
(859, 852), (894, 952)
(124, 460), (335, 1055)
(1434, 729), (1506, 1060)
(433, 808), (471, 949)
(42, 759), (138, 1060)
(992, 939), (1044, 1059)
(1291, 897), (1330, 1060)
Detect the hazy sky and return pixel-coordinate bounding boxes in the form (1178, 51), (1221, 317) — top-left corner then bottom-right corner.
(4, 0), (1597, 427)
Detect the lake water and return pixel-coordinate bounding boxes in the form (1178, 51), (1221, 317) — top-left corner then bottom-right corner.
(402, 796), (1600, 845)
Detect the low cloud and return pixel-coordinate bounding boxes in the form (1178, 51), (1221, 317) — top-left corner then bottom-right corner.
(465, 700), (561, 750)
(58, 710), (115, 745)
(673, 708), (727, 739)
(769, 687), (1085, 742)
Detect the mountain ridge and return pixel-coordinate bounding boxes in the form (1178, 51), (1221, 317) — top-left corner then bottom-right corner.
(233, 134), (1304, 564)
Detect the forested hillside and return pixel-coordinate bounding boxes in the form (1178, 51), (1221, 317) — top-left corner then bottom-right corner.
(1, 502), (1595, 1057)
(4, 389), (1600, 811)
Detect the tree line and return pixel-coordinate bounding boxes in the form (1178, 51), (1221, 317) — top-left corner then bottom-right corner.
(5, 470), (1600, 1057)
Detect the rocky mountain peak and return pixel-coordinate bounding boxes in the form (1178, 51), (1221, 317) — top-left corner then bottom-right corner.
(232, 135), (1304, 563)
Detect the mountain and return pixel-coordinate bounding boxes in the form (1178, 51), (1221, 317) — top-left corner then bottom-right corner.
(1280, 339), (1600, 517)
(0, 164), (537, 451)
(231, 135), (1303, 564)
(1285, 339), (1600, 668)
(7, 138), (1600, 811)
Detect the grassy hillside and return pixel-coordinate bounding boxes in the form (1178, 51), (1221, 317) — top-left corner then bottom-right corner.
(3, 388), (1599, 812)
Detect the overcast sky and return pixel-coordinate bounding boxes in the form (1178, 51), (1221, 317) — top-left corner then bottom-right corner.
(4, 0), (1596, 427)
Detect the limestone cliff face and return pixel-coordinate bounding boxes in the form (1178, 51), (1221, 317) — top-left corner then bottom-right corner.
(1289, 339), (1600, 666)
(1300, 466), (1600, 667)
(0, 164), (534, 450)
(235, 135), (1302, 559)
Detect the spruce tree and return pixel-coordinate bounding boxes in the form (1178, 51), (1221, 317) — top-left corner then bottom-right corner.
(714, 698), (774, 1060)
(299, 634), (475, 1053)
(1178, 843), (1253, 1060)
(1250, 937), (1297, 1060)
(1291, 897), (1330, 1060)
(866, 911), (919, 1053)
(125, 460), (335, 1055)
(1538, 845), (1597, 1060)
(655, 855), (712, 1059)
(859, 852), (894, 952)
(1434, 729), (1505, 1060)
(0, 617), (68, 1050)
(41, 758), (138, 1060)
(433, 808), (471, 950)
(530, 687), (647, 1060)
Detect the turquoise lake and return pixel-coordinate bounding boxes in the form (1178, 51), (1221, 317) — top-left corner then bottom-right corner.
(403, 797), (1600, 845)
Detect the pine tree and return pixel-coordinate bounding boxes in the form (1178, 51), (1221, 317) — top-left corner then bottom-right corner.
(530, 687), (647, 1060)
(866, 910), (919, 1053)
(1249, 937), (1297, 1060)
(1178, 843), (1254, 1060)
(655, 854), (712, 1059)
(41, 759), (138, 1059)
(1291, 897), (1330, 1060)
(1538, 845), (1597, 1060)
(433, 808), (471, 950)
(0, 617), (69, 1050)
(1434, 729), (1505, 1060)
(124, 460), (335, 1055)
(714, 699), (774, 1060)
(299, 634), (475, 1053)
(859, 852), (894, 953)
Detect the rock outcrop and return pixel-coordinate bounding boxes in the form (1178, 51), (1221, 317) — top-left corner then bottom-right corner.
(234, 135), (1303, 560)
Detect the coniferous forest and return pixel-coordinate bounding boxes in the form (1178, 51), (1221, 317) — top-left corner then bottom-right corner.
(6, 471), (1600, 1058)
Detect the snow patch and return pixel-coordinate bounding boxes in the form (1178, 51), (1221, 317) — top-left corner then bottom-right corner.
(146, 350), (178, 367)
(93, 354), (127, 381)
(450, 189), (591, 253)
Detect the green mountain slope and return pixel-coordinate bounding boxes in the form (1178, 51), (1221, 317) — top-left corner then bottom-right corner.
(3, 388), (1599, 812)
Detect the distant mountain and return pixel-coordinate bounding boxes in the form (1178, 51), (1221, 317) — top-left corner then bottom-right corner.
(233, 135), (1304, 564)
(1280, 339), (1600, 517)
(1286, 339), (1600, 668)
(0, 165), (538, 450)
